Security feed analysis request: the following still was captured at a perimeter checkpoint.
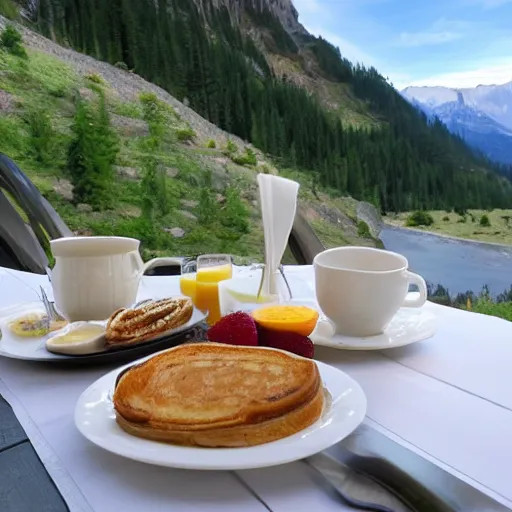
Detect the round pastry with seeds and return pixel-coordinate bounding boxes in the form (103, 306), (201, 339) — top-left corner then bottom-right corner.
(105, 297), (193, 347)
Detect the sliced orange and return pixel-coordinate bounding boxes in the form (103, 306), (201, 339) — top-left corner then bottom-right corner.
(252, 305), (319, 336)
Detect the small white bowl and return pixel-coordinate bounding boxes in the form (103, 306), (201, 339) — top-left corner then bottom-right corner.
(45, 321), (106, 355)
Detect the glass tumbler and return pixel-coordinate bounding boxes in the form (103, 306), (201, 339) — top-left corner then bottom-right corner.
(194, 254), (233, 325)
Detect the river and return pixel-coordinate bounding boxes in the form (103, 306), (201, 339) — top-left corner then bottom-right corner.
(380, 226), (512, 296)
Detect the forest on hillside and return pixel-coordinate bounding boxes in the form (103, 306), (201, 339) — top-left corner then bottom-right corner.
(24, 0), (512, 212)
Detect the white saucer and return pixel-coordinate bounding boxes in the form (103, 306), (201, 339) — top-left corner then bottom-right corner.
(310, 307), (437, 351)
(75, 352), (367, 470)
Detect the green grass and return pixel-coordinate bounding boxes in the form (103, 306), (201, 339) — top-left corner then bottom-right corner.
(192, 147), (224, 156)
(0, 115), (26, 157)
(110, 100), (144, 119)
(266, 52), (379, 129)
(175, 127), (196, 142)
(387, 209), (512, 245)
(0, 0), (19, 19)
(326, 82), (381, 129)
(429, 284), (512, 322)
(468, 299), (512, 321)
(0, 49), (78, 127)
(310, 219), (350, 248)
(6, 50), (76, 98)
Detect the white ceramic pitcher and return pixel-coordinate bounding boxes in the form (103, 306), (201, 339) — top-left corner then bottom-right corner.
(50, 236), (181, 321)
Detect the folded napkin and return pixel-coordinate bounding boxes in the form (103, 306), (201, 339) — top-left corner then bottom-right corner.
(257, 173), (299, 298)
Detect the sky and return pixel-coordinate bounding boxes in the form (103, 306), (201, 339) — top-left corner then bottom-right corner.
(292, 0), (512, 90)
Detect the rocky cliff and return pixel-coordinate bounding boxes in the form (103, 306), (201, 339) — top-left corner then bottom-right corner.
(196, 0), (307, 35)
(260, 0), (307, 35)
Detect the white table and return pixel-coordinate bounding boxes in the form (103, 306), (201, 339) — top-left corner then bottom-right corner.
(0, 265), (511, 511)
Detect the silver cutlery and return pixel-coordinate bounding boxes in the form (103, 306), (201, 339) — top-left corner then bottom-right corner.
(39, 286), (66, 328)
(302, 455), (402, 512)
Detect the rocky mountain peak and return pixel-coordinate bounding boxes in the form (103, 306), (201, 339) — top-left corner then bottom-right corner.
(265, 0), (306, 34)
(195, 0), (307, 35)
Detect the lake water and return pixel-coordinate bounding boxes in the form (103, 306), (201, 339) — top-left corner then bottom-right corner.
(380, 226), (512, 296)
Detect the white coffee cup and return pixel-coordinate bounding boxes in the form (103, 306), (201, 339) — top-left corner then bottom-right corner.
(50, 236), (181, 322)
(314, 247), (427, 337)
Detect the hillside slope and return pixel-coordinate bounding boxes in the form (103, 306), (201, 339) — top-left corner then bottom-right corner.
(0, 16), (381, 260)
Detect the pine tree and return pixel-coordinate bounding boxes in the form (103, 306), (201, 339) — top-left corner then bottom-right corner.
(67, 90), (119, 210)
(197, 171), (217, 225)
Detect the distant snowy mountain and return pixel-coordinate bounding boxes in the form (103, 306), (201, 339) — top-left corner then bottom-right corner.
(402, 86), (459, 110)
(402, 82), (512, 165)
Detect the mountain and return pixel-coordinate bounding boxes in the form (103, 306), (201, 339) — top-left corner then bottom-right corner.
(8, 0), (512, 213)
(463, 82), (512, 131)
(197, 0), (308, 36)
(403, 83), (512, 165)
(403, 82), (512, 130)
(402, 86), (459, 110)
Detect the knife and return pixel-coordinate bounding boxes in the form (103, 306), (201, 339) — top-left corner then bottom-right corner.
(304, 453), (409, 512)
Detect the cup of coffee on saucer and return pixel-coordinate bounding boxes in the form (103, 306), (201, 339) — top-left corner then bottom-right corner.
(313, 246), (427, 338)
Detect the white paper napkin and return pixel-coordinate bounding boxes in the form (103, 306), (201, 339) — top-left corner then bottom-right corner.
(257, 174), (299, 297)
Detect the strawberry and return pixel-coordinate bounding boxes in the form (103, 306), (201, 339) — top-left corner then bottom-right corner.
(207, 312), (258, 346)
(258, 327), (315, 359)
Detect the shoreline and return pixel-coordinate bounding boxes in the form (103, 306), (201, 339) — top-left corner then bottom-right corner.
(382, 222), (512, 249)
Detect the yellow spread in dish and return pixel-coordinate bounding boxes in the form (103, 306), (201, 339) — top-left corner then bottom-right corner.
(49, 324), (104, 345)
(45, 322), (106, 355)
(9, 313), (68, 338)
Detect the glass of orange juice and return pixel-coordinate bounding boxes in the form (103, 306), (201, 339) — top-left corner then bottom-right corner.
(179, 258), (197, 305)
(179, 273), (197, 304)
(195, 254), (233, 325)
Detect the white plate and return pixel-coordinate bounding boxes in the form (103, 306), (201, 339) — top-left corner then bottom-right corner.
(74, 354), (367, 470)
(310, 307), (437, 351)
(0, 301), (207, 362)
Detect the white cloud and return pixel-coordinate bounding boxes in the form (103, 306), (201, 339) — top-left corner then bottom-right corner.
(396, 19), (468, 47)
(404, 60), (512, 88)
(397, 30), (462, 46)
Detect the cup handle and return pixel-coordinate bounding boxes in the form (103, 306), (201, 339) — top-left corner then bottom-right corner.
(142, 257), (183, 275)
(402, 271), (427, 308)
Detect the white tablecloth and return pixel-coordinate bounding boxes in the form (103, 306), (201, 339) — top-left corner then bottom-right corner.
(1, 265), (511, 511)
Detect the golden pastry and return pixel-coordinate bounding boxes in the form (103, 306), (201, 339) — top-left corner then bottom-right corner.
(105, 297), (193, 346)
(113, 342), (325, 447)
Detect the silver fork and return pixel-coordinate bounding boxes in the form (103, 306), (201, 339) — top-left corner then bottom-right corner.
(39, 286), (66, 327)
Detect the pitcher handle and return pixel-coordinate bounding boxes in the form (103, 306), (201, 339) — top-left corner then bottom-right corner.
(141, 257), (183, 275)
(402, 271), (427, 308)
